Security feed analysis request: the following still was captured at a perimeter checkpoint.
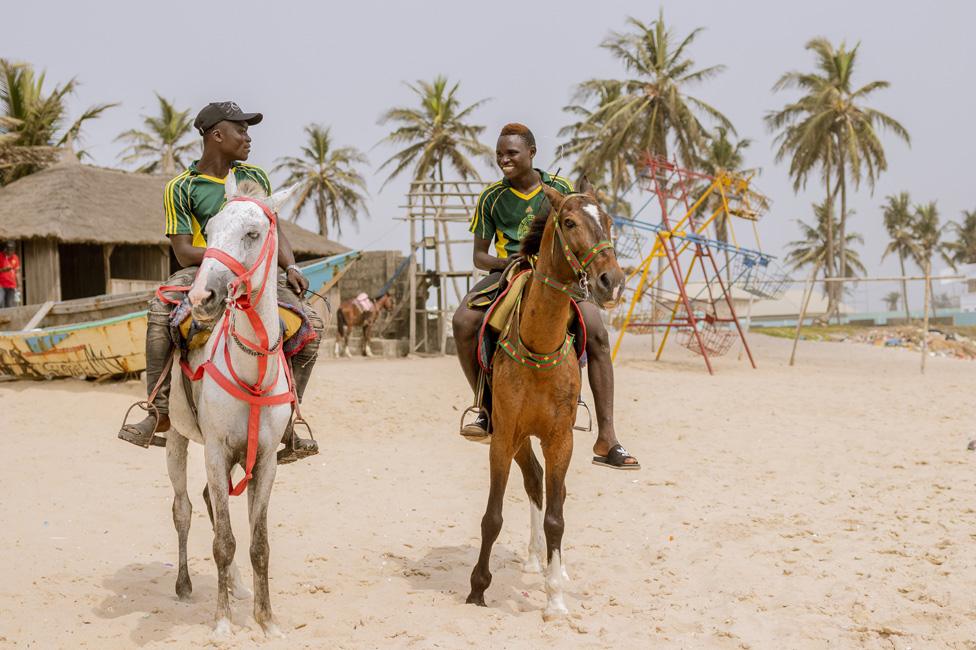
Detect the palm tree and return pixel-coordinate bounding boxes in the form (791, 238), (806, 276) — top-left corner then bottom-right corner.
(766, 39), (909, 317)
(786, 199), (866, 297)
(881, 192), (916, 322)
(376, 75), (492, 187)
(568, 10), (732, 172)
(273, 124), (369, 240)
(910, 201), (952, 317)
(883, 291), (901, 312)
(0, 59), (116, 183)
(944, 209), (976, 266)
(556, 84), (634, 216)
(115, 93), (197, 175)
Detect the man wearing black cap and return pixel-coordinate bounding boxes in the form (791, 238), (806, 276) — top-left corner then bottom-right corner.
(118, 102), (322, 464)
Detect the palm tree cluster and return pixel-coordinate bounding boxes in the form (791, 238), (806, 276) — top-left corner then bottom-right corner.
(0, 58), (116, 184)
(881, 192), (960, 319)
(766, 39), (909, 318)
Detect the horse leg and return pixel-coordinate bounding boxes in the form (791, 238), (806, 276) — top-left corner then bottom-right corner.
(363, 321), (374, 357)
(513, 440), (545, 574)
(466, 435), (514, 606)
(204, 445), (236, 636)
(540, 433), (573, 621)
(166, 434), (192, 601)
(203, 484), (251, 600)
(247, 453), (283, 637)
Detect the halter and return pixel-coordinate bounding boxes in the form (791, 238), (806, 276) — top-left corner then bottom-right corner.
(178, 196), (299, 496)
(534, 192), (614, 300)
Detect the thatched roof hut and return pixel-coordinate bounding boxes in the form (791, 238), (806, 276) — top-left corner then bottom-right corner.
(0, 157), (346, 304)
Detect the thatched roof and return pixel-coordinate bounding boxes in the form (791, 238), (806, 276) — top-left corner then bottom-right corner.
(0, 160), (348, 256)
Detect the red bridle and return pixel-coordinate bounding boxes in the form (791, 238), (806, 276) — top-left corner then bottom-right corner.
(161, 196), (298, 496)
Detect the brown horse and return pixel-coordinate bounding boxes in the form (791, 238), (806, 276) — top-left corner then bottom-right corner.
(335, 292), (395, 357)
(465, 180), (625, 619)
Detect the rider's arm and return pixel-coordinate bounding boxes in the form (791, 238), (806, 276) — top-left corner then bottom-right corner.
(169, 234), (205, 267)
(277, 227), (308, 294)
(473, 236), (510, 272)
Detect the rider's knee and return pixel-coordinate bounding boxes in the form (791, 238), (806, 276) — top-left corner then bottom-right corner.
(452, 306), (478, 340)
(585, 317), (611, 356)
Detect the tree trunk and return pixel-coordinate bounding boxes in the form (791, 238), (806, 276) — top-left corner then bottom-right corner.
(823, 166), (838, 322)
(317, 187), (329, 240)
(921, 259), (931, 374)
(836, 160), (848, 323)
(898, 253), (911, 323)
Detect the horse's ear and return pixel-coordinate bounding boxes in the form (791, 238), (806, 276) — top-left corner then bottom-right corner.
(579, 175), (596, 197)
(268, 183), (300, 215)
(224, 171), (239, 199)
(541, 183), (565, 214)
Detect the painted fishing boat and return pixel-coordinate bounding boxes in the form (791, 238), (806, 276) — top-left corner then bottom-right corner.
(0, 251), (361, 379)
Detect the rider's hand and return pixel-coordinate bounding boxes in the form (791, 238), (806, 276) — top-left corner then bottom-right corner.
(287, 267), (309, 295)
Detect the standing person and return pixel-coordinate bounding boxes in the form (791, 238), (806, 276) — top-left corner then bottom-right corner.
(0, 242), (21, 308)
(452, 123), (640, 470)
(118, 101), (321, 464)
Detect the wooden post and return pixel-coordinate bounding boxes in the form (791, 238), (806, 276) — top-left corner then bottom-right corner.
(408, 189), (417, 356)
(103, 244), (114, 294)
(789, 263), (820, 367)
(921, 260), (931, 374)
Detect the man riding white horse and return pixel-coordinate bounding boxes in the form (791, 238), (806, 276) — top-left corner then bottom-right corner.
(118, 101), (322, 463)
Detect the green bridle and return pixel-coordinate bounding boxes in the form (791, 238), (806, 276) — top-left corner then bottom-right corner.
(535, 192), (615, 300)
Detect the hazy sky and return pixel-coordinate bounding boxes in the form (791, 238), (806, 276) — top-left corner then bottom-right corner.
(5, 0), (974, 308)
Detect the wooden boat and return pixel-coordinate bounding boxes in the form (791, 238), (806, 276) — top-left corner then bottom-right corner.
(0, 251), (361, 379)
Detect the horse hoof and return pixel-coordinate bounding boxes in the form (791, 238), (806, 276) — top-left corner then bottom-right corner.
(261, 622), (286, 639)
(523, 557), (543, 574)
(213, 617), (232, 638)
(465, 593), (487, 607)
(543, 604), (569, 622)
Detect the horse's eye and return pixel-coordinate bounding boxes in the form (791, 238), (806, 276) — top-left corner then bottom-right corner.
(246, 231), (259, 240)
(564, 219), (576, 229)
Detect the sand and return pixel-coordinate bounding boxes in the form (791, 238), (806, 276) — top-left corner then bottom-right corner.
(1, 333), (975, 649)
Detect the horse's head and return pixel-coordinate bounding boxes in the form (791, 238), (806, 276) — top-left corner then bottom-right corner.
(188, 173), (298, 322)
(533, 179), (625, 309)
(374, 293), (395, 312)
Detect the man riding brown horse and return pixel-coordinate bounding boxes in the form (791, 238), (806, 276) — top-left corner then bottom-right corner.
(118, 101), (322, 464)
(452, 123), (639, 470)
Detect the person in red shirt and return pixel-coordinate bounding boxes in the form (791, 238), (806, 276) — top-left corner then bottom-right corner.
(0, 242), (20, 308)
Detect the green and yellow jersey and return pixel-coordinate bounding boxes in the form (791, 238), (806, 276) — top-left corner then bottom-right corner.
(469, 170), (573, 258)
(164, 161), (272, 248)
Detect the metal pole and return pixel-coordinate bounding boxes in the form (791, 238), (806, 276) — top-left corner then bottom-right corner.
(789, 264), (820, 367)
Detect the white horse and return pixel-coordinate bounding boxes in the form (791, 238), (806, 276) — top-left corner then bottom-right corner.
(166, 174), (298, 637)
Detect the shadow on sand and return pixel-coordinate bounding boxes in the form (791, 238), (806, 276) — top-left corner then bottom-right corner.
(93, 561), (222, 645)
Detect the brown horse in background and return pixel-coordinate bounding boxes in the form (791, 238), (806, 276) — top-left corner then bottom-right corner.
(465, 180), (625, 619)
(335, 292), (395, 357)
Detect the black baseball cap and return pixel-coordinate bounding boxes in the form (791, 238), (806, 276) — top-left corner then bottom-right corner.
(193, 101), (263, 135)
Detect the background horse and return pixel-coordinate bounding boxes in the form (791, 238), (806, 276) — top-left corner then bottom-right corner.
(166, 175), (298, 637)
(335, 292), (394, 357)
(466, 181), (625, 620)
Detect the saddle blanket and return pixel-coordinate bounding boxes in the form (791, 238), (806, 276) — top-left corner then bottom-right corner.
(352, 293), (374, 313)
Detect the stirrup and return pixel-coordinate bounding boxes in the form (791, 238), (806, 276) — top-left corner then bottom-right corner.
(459, 404), (491, 443)
(277, 416), (318, 464)
(118, 400), (167, 448)
(573, 397), (593, 433)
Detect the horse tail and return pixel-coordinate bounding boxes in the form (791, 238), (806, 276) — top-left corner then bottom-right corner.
(337, 307), (347, 336)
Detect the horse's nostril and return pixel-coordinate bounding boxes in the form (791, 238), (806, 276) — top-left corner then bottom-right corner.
(598, 272), (612, 290)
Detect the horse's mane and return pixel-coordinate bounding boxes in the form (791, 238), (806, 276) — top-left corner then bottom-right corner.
(519, 198), (552, 257)
(236, 179), (268, 199)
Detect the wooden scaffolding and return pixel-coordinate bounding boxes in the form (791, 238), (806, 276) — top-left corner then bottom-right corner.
(401, 180), (484, 354)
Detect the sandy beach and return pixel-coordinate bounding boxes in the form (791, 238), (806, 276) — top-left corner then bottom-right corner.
(1, 333), (975, 649)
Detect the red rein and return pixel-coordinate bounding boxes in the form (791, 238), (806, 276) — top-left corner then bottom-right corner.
(157, 197), (297, 496)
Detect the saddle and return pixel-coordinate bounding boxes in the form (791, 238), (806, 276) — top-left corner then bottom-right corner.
(351, 292), (374, 314)
(168, 298), (315, 358)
